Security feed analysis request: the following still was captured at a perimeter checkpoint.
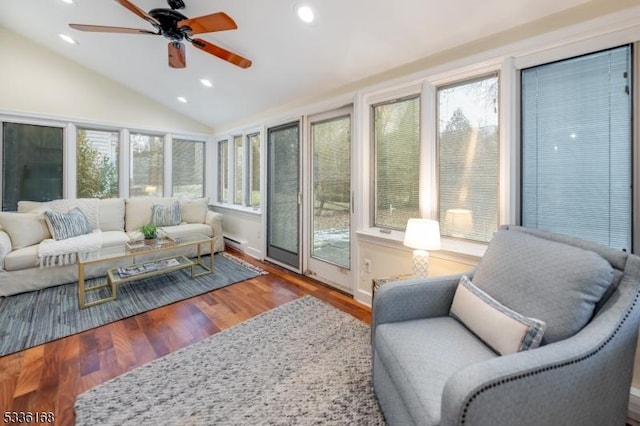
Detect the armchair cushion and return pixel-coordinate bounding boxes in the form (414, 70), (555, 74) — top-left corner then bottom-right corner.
(375, 317), (497, 425)
(472, 230), (613, 344)
(450, 276), (546, 355)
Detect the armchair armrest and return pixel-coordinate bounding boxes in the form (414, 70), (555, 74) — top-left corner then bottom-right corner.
(372, 273), (467, 341)
(0, 230), (12, 271)
(205, 211), (223, 237)
(441, 278), (640, 426)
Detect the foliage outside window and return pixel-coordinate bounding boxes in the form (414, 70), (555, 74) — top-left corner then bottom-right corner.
(76, 129), (119, 199)
(373, 96), (421, 230)
(130, 133), (164, 197)
(218, 140), (229, 202)
(248, 133), (261, 207)
(233, 135), (243, 204)
(172, 139), (204, 198)
(2, 123), (63, 211)
(438, 74), (499, 242)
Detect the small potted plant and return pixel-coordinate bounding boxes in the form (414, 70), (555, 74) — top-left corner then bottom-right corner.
(139, 223), (158, 240)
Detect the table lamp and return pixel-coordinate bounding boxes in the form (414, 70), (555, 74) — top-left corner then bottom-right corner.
(403, 218), (441, 277)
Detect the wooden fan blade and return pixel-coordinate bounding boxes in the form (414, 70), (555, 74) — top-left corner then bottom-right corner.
(114, 0), (160, 27)
(69, 24), (156, 34)
(178, 12), (237, 35)
(191, 38), (252, 69)
(168, 42), (186, 69)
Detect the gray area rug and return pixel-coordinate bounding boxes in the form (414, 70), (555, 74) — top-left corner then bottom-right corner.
(74, 296), (386, 425)
(0, 253), (265, 357)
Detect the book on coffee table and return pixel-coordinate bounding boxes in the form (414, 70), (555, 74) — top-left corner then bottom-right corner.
(117, 258), (181, 278)
(126, 236), (176, 252)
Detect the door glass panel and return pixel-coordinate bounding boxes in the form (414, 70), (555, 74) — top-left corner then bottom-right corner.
(267, 122), (300, 266)
(2, 123), (63, 211)
(311, 115), (351, 269)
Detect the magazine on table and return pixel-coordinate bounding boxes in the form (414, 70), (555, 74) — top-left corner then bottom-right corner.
(117, 258), (181, 278)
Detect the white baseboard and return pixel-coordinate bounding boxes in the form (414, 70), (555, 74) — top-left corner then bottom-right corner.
(629, 387), (640, 423)
(223, 235), (246, 251)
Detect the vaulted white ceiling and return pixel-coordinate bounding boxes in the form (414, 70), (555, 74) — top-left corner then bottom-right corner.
(0, 0), (595, 129)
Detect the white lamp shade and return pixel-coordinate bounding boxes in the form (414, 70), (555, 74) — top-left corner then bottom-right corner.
(403, 218), (441, 251)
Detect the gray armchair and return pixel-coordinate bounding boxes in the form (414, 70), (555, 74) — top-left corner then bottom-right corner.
(372, 226), (640, 426)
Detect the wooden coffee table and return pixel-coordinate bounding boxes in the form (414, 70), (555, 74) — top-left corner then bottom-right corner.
(77, 233), (214, 308)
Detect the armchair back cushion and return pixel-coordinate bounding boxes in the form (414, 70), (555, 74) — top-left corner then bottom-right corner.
(472, 230), (614, 344)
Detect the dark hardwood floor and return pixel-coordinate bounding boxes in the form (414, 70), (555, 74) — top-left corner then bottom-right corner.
(0, 249), (371, 426)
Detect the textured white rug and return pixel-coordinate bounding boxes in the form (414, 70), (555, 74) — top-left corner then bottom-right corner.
(74, 296), (386, 425)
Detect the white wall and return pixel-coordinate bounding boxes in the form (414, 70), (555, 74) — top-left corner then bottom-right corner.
(0, 27), (211, 134)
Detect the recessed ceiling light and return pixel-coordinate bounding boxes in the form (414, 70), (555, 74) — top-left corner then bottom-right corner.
(296, 5), (314, 23)
(177, 96), (187, 103)
(59, 33), (78, 44)
(200, 79), (213, 88)
(61, 0), (74, 4)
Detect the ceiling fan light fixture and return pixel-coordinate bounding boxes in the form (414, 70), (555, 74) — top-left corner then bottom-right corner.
(296, 5), (315, 23)
(59, 33), (78, 44)
(200, 78), (213, 88)
(177, 96), (188, 103)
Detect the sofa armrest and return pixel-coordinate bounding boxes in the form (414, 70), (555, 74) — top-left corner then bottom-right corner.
(372, 273), (466, 332)
(440, 277), (640, 426)
(205, 211), (223, 237)
(0, 230), (12, 271)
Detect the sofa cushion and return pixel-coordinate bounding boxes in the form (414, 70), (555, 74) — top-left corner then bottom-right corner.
(450, 276), (546, 355)
(151, 200), (181, 226)
(99, 198), (125, 231)
(125, 197), (176, 233)
(18, 199), (99, 230)
(0, 212), (51, 249)
(179, 198), (209, 224)
(4, 245), (39, 271)
(101, 231), (130, 248)
(44, 208), (92, 240)
(375, 317), (497, 425)
(473, 229), (614, 344)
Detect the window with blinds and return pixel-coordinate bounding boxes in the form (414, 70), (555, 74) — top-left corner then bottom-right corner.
(373, 96), (421, 230)
(172, 139), (204, 198)
(233, 135), (243, 204)
(438, 74), (499, 243)
(130, 133), (163, 197)
(218, 140), (229, 203)
(247, 133), (261, 207)
(521, 45), (632, 251)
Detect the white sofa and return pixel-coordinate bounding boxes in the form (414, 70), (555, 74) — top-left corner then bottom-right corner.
(0, 197), (224, 297)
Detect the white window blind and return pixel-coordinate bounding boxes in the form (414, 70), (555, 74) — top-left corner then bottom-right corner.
(521, 45), (632, 251)
(373, 96), (421, 230)
(438, 74), (499, 242)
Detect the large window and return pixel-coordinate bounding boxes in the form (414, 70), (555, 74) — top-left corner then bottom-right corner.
(77, 128), (119, 199)
(438, 74), (499, 242)
(218, 139), (229, 203)
(373, 96), (421, 230)
(2, 123), (63, 211)
(248, 133), (261, 207)
(172, 139), (204, 197)
(233, 135), (243, 204)
(130, 133), (164, 197)
(521, 45), (632, 251)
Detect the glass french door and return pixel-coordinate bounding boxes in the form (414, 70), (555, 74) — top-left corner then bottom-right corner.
(306, 109), (352, 293)
(266, 121), (301, 270)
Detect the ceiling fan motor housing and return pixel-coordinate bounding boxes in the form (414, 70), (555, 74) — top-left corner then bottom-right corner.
(149, 8), (188, 41)
(167, 0), (185, 10)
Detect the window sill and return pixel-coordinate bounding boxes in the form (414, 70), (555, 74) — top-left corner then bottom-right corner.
(356, 227), (485, 265)
(209, 203), (262, 216)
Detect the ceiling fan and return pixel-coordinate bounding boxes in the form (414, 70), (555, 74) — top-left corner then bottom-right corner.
(69, 0), (252, 69)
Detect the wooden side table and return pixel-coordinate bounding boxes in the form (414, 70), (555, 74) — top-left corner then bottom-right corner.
(372, 274), (412, 300)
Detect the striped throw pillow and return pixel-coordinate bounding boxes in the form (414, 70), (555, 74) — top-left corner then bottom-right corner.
(150, 201), (181, 227)
(44, 208), (92, 241)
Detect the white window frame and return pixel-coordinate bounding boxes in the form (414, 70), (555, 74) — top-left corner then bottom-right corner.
(170, 135), (208, 198)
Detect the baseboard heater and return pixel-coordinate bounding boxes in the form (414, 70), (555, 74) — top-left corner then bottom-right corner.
(223, 235), (246, 251)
